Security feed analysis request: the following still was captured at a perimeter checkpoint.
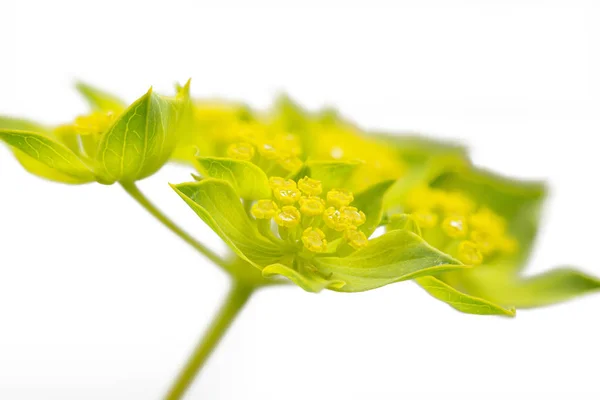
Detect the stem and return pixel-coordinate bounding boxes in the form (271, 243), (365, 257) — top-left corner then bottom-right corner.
(165, 282), (254, 399)
(120, 182), (227, 270)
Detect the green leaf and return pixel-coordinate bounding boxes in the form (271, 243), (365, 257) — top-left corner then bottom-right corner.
(0, 116), (49, 133)
(313, 229), (467, 292)
(75, 81), (126, 113)
(416, 275), (516, 317)
(262, 263), (345, 292)
(306, 160), (360, 190)
(171, 179), (284, 267)
(0, 129), (94, 183)
(462, 267), (600, 309)
(97, 88), (183, 183)
(352, 179), (395, 236)
(195, 157), (271, 199)
(387, 214), (422, 236)
(430, 167), (547, 271)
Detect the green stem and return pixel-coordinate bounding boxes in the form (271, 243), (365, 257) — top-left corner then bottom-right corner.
(165, 282), (254, 399)
(120, 182), (227, 271)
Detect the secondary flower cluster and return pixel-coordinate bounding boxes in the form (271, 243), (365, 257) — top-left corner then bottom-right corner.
(251, 176), (368, 254)
(403, 186), (518, 266)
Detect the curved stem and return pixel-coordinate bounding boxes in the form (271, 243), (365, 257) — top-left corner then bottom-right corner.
(120, 182), (227, 270)
(165, 282), (254, 400)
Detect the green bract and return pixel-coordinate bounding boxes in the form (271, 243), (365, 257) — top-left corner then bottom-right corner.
(0, 81), (190, 184)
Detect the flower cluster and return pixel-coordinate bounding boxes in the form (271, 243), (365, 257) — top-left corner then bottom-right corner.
(402, 186), (517, 266)
(251, 176), (368, 254)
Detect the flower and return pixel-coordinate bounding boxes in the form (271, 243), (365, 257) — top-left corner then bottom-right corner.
(0, 81), (190, 184)
(172, 164), (468, 293)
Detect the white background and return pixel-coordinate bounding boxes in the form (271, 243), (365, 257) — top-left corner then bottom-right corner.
(1, 1), (600, 399)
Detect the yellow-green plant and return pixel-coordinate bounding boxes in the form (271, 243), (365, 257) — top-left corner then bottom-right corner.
(1, 81), (598, 399)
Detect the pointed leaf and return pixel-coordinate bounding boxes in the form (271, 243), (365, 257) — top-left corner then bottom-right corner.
(0, 116), (50, 133)
(416, 276), (515, 317)
(262, 263), (345, 292)
(171, 179), (284, 267)
(464, 268), (600, 309)
(352, 179), (395, 236)
(195, 157), (270, 199)
(313, 229), (467, 292)
(75, 81), (126, 113)
(97, 88), (184, 183)
(0, 129), (94, 182)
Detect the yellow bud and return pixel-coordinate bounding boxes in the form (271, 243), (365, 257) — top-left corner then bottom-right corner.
(439, 192), (475, 215)
(469, 208), (506, 235)
(226, 142), (255, 161)
(297, 176), (323, 196)
(251, 200), (279, 219)
(257, 142), (279, 160)
(323, 207), (352, 231)
(273, 186), (301, 205)
(73, 111), (115, 135)
(301, 227), (328, 253)
(327, 189), (354, 208)
(269, 176), (286, 189)
(340, 206), (366, 227)
(344, 228), (368, 250)
(441, 216), (468, 238)
(457, 240), (483, 265)
(470, 230), (496, 255)
(299, 196), (326, 216)
(277, 155), (303, 172)
(412, 209), (438, 228)
(274, 206), (301, 228)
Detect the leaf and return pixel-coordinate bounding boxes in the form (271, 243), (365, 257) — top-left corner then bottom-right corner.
(313, 229), (467, 292)
(430, 167), (547, 271)
(416, 276), (516, 317)
(0, 129), (94, 182)
(171, 179), (284, 267)
(75, 81), (126, 113)
(462, 267), (600, 309)
(387, 214), (422, 236)
(195, 157), (271, 199)
(262, 263), (345, 292)
(306, 160), (360, 190)
(0, 116), (49, 133)
(97, 88), (184, 183)
(352, 179), (395, 236)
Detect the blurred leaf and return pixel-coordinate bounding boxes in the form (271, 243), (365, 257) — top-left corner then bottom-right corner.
(0, 129), (94, 182)
(463, 267), (600, 309)
(306, 160), (360, 190)
(352, 179), (395, 236)
(195, 157), (270, 200)
(171, 179), (283, 267)
(0, 116), (49, 133)
(416, 275), (515, 317)
(313, 229), (467, 292)
(75, 81), (126, 113)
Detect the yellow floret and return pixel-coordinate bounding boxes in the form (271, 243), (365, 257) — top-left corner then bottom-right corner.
(441, 216), (468, 238)
(470, 230), (497, 255)
(323, 207), (352, 231)
(277, 155), (303, 172)
(274, 206), (301, 227)
(297, 176), (323, 196)
(269, 176), (287, 189)
(344, 228), (369, 250)
(299, 196), (326, 216)
(469, 208), (506, 235)
(457, 240), (483, 265)
(273, 186), (301, 205)
(327, 189), (354, 208)
(301, 227), (328, 253)
(257, 142), (280, 160)
(340, 206), (366, 227)
(251, 200), (279, 219)
(73, 111), (115, 135)
(226, 142), (255, 161)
